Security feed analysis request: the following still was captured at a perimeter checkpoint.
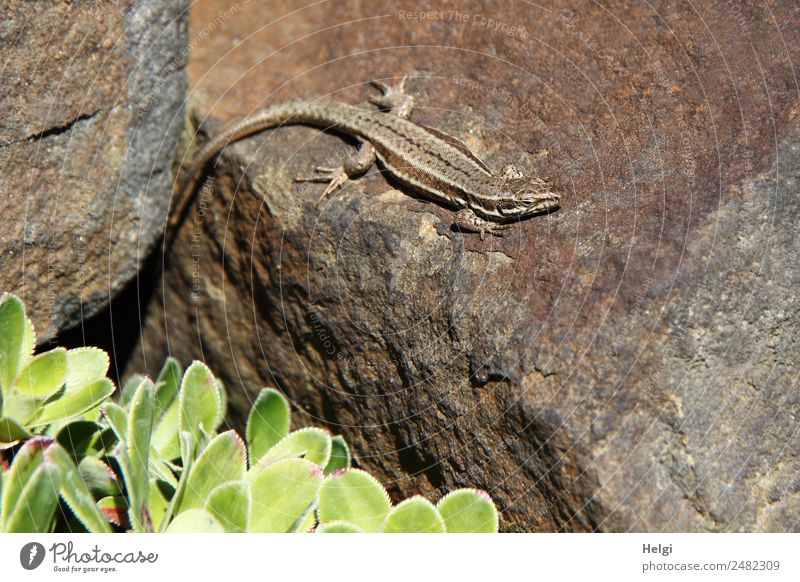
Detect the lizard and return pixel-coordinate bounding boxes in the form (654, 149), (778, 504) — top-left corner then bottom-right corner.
(170, 77), (561, 241)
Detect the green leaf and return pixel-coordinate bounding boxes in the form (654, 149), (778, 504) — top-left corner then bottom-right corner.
(1, 393), (36, 426)
(215, 377), (227, 424)
(295, 505), (317, 533)
(177, 430), (247, 514)
(48, 444), (111, 533)
(14, 348), (67, 398)
(148, 480), (169, 530)
(100, 402), (128, 443)
(97, 496), (128, 528)
(55, 420), (102, 458)
(151, 398), (180, 459)
(317, 469), (392, 533)
(205, 480), (249, 533)
(19, 306), (35, 380)
(249, 458), (323, 533)
(256, 427), (332, 469)
(78, 457), (119, 498)
(148, 455), (178, 489)
(246, 388), (290, 465)
(155, 358), (182, 415)
(124, 379), (156, 532)
(179, 430), (194, 470)
(166, 508), (225, 533)
(4, 462), (61, 533)
(0, 294), (26, 396)
(1, 438), (61, 532)
(382, 496), (445, 533)
(436, 489), (499, 533)
(65, 347), (109, 391)
(0, 416), (30, 446)
(324, 435), (350, 475)
(28, 378), (115, 428)
(158, 431), (194, 532)
(93, 427), (119, 455)
(316, 521), (364, 533)
(1, 438), (50, 527)
(179, 362), (223, 452)
(121, 374), (146, 407)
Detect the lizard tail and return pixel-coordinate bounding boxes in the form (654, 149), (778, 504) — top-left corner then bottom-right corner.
(166, 100), (331, 240)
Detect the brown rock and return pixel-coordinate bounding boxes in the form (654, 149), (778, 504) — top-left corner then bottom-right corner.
(0, 0), (188, 340)
(133, 1), (800, 531)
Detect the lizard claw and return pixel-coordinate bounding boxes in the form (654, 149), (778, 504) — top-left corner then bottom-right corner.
(368, 76), (414, 118)
(295, 166), (350, 204)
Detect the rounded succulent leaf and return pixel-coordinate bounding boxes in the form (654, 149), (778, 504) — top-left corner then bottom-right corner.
(65, 347), (110, 391)
(324, 435), (351, 475)
(77, 457), (118, 498)
(14, 348), (67, 398)
(436, 489), (499, 533)
(0, 293), (26, 393)
(382, 496), (445, 533)
(205, 480), (250, 533)
(178, 430), (247, 514)
(1, 437), (61, 532)
(255, 427), (331, 469)
(246, 388), (290, 465)
(166, 508), (225, 533)
(1, 394), (35, 427)
(97, 496), (129, 529)
(316, 520), (364, 533)
(178, 361), (224, 449)
(318, 469), (392, 533)
(154, 358), (182, 415)
(124, 379), (156, 532)
(28, 378), (115, 428)
(55, 420), (102, 458)
(249, 458), (323, 533)
(150, 399), (180, 460)
(48, 444), (111, 533)
(0, 417), (30, 447)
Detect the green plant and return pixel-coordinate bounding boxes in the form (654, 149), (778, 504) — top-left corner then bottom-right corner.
(0, 293), (114, 448)
(0, 292), (499, 533)
(151, 377), (499, 533)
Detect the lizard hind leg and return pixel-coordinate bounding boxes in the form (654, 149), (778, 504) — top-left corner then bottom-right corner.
(295, 140), (376, 204)
(368, 76), (415, 119)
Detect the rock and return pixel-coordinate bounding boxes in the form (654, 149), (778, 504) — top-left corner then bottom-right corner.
(131, 1), (800, 531)
(0, 0), (188, 340)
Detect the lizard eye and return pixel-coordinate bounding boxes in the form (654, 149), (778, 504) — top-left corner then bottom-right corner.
(508, 178), (561, 212)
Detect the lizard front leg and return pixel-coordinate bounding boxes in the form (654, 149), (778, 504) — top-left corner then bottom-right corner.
(295, 77), (413, 202)
(295, 139), (377, 203)
(453, 209), (510, 241)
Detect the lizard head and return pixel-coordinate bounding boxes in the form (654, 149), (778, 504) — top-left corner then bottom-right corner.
(502, 176), (561, 217)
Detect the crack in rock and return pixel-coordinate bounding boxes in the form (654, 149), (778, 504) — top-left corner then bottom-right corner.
(0, 109), (101, 149)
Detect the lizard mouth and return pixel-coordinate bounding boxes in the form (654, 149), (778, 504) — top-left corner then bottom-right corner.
(502, 177), (562, 217)
(473, 191), (561, 222)
(522, 191), (561, 214)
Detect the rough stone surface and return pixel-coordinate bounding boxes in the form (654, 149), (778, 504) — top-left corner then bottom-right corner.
(132, 1), (800, 531)
(0, 0), (188, 340)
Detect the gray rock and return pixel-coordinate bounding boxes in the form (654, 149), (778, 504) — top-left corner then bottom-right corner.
(0, 0), (188, 340)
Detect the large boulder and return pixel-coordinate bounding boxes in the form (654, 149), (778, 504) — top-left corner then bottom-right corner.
(132, 1), (800, 531)
(0, 0), (188, 340)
